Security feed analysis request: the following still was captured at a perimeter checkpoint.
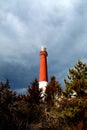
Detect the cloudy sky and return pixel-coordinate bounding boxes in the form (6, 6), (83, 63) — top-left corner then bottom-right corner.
(0, 0), (87, 93)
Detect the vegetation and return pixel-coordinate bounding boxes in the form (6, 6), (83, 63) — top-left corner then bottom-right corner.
(0, 60), (87, 130)
(64, 60), (87, 98)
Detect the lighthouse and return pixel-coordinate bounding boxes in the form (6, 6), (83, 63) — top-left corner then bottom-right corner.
(39, 46), (48, 92)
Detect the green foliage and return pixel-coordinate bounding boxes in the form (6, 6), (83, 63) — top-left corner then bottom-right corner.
(64, 60), (87, 97)
(26, 79), (42, 104)
(0, 60), (87, 130)
(0, 80), (16, 130)
(0, 79), (16, 106)
(45, 76), (62, 105)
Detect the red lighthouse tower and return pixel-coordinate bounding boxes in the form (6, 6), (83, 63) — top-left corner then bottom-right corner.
(39, 46), (48, 91)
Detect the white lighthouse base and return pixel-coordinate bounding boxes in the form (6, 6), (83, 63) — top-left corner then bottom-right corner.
(39, 81), (48, 93)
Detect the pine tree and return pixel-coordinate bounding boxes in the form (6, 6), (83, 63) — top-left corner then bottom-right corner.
(64, 60), (87, 97)
(27, 79), (42, 104)
(45, 76), (62, 105)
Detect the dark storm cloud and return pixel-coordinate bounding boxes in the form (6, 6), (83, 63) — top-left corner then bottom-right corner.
(0, 0), (87, 93)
